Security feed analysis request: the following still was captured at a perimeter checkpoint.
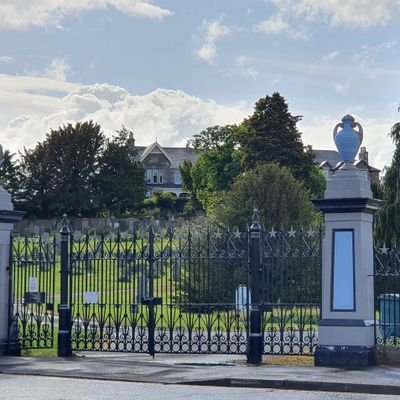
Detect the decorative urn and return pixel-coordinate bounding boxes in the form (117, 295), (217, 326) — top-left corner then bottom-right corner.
(333, 115), (363, 163)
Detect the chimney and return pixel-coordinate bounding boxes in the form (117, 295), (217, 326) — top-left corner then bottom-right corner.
(127, 130), (136, 156)
(359, 146), (368, 164)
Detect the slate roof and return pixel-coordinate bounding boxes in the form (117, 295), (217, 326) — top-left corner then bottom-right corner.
(135, 144), (378, 172)
(135, 143), (198, 168)
(313, 150), (342, 168)
(313, 149), (380, 172)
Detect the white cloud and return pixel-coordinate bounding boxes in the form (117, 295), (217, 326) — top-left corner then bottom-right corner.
(335, 79), (351, 95)
(223, 55), (259, 80)
(323, 51), (340, 62)
(0, 74), (249, 155)
(0, 0), (172, 30)
(44, 58), (70, 81)
(195, 17), (232, 65)
(255, 14), (289, 34)
(267, 0), (400, 27)
(255, 13), (310, 39)
(0, 56), (14, 63)
(352, 41), (397, 78)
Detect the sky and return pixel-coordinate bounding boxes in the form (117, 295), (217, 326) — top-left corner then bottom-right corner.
(0, 0), (399, 171)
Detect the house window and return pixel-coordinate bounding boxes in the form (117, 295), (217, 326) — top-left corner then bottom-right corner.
(146, 169), (163, 184)
(174, 171), (182, 185)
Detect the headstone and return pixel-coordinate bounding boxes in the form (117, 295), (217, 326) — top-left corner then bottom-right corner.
(84, 291), (98, 304)
(173, 260), (181, 281)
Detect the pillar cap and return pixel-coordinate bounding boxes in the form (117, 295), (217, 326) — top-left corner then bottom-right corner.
(313, 197), (383, 214)
(0, 210), (25, 223)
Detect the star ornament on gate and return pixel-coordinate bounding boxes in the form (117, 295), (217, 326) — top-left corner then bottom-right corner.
(380, 244), (389, 255)
(233, 227), (241, 239)
(269, 227), (277, 238)
(307, 227), (315, 238)
(288, 227), (296, 238)
(215, 228), (223, 239)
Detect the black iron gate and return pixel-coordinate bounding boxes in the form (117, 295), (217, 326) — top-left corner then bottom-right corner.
(374, 246), (400, 348)
(9, 213), (321, 356)
(9, 233), (56, 350)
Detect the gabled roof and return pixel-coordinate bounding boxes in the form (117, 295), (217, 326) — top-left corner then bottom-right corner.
(313, 149), (380, 173)
(139, 142), (173, 166)
(319, 160), (332, 169)
(313, 150), (341, 167)
(134, 143), (198, 168)
(353, 159), (369, 170)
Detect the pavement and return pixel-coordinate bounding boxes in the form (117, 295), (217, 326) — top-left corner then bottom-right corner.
(0, 353), (400, 396)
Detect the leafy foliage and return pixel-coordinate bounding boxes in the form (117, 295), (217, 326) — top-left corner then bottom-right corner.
(374, 124), (400, 246)
(95, 127), (146, 216)
(237, 92), (317, 195)
(189, 125), (243, 212)
(20, 121), (105, 218)
(0, 149), (22, 205)
(214, 163), (316, 228)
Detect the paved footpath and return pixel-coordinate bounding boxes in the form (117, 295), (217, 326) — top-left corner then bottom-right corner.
(1, 353), (400, 396)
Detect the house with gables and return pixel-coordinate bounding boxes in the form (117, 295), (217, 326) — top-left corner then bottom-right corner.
(127, 133), (198, 198)
(127, 132), (380, 198)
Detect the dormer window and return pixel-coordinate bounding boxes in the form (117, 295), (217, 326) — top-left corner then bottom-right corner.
(146, 169), (163, 184)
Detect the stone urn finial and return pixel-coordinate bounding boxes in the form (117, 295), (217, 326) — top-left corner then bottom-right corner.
(333, 115), (363, 163)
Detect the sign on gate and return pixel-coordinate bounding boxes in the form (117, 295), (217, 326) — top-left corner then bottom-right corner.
(235, 285), (251, 312)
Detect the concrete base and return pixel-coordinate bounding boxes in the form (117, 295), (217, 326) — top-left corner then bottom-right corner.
(314, 345), (375, 367)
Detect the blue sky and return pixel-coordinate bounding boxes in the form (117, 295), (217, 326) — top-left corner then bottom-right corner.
(1, 0), (399, 170)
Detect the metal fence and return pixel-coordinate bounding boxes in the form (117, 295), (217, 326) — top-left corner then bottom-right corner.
(9, 213), (322, 357)
(375, 246), (400, 348)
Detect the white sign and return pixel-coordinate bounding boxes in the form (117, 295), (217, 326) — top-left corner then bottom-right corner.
(84, 291), (98, 304)
(235, 285), (251, 312)
(28, 277), (38, 293)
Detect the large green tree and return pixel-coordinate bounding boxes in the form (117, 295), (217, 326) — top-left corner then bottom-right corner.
(188, 125), (243, 212)
(214, 163), (316, 229)
(20, 121), (105, 218)
(374, 122), (400, 246)
(237, 92), (320, 196)
(95, 127), (146, 216)
(0, 149), (22, 205)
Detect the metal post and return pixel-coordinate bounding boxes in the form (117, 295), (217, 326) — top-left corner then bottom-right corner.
(147, 224), (155, 357)
(247, 209), (263, 364)
(142, 224), (162, 357)
(58, 214), (72, 357)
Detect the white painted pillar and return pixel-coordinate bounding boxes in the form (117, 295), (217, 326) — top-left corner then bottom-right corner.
(314, 164), (381, 366)
(0, 186), (24, 354)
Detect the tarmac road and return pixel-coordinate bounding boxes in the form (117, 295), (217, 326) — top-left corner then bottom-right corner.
(0, 375), (398, 400)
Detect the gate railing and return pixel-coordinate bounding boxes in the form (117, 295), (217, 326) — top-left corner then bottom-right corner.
(10, 213), (322, 357)
(374, 246), (400, 348)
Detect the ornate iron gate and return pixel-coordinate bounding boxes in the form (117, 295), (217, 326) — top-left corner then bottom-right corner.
(9, 214), (321, 356)
(374, 246), (400, 347)
(9, 233), (57, 350)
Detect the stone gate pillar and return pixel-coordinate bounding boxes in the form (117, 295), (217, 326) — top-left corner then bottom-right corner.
(313, 115), (382, 367)
(0, 146), (24, 355)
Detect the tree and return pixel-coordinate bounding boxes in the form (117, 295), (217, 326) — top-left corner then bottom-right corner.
(189, 125), (243, 212)
(237, 92), (316, 195)
(20, 121), (105, 218)
(95, 127), (146, 216)
(213, 163), (316, 229)
(0, 149), (22, 205)
(374, 121), (400, 246)
(179, 159), (194, 195)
